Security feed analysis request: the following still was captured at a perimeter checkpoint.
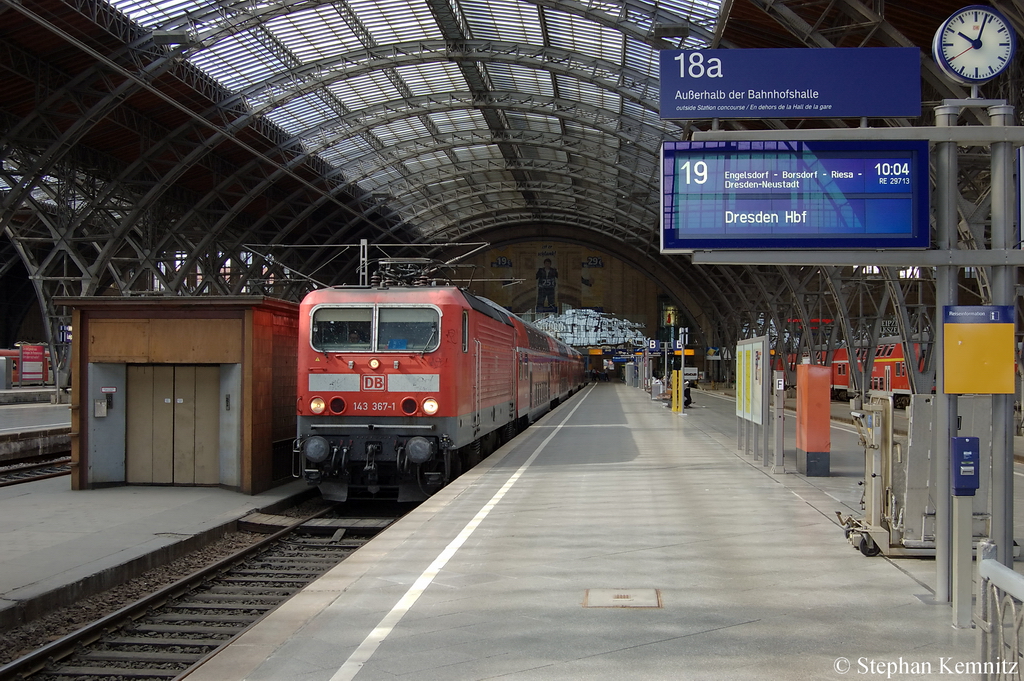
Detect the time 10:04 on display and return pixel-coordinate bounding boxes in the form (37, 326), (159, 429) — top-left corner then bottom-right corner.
(874, 161), (910, 176)
(660, 139), (930, 251)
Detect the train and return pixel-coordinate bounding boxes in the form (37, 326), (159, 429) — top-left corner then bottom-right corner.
(294, 260), (586, 502)
(0, 347), (54, 385)
(782, 338), (925, 408)
(829, 341), (923, 408)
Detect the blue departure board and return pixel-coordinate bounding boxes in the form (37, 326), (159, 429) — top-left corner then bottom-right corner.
(660, 140), (930, 251)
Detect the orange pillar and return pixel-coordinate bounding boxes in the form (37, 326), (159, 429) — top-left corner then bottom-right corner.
(796, 364), (831, 476)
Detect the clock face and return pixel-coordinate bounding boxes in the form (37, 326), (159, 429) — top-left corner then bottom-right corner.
(933, 5), (1017, 84)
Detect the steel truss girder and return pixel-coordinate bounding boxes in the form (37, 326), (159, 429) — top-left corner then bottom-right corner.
(773, 266), (836, 384)
(338, 121), (660, 186)
(819, 265), (937, 402)
(4, 4), (689, 318)
(171, 0), (718, 74)
(423, 0), (534, 206)
(401, 190), (654, 245)
(448, 222), (720, 338)
(2, 0), (996, 401)
(194, 40), (663, 126)
(426, 210), (655, 254)
(746, 0), (972, 106)
(169, 95), (663, 262)
(114, 43), (678, 246)
(405, 182), (654, 224)
(7, 0), (392, 245)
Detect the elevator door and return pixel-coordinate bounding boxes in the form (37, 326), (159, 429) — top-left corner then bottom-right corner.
(127, 365), (219, 485)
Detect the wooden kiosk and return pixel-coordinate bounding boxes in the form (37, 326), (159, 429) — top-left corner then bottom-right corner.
(57, 297), (298, 495)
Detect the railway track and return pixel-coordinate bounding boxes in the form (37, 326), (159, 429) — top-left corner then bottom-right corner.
(0, 507), (396, 681)
(0, 454), (71, 487)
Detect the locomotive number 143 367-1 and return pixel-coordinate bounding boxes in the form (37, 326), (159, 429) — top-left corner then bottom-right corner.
(352, 401), (396, 412)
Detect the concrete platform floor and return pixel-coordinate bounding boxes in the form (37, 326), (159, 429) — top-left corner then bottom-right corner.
(187, 383), (979, 681)
(0, 476), (310, 630)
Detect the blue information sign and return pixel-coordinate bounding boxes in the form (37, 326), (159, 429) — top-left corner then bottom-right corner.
(661, 140), (930, 251)
(659, 48), (921, 120)
(943, 305), (1015, 324)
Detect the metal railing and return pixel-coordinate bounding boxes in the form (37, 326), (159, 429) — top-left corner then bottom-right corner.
(976, 542), (1024, 679)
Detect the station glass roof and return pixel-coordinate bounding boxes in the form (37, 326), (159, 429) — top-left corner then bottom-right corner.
(103, 0), (724, 244)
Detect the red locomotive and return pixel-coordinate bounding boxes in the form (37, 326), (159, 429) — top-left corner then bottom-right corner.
(294, 260), (586, 502)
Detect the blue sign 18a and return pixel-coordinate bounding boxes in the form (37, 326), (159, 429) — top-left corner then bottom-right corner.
(659, 47), (921, 120)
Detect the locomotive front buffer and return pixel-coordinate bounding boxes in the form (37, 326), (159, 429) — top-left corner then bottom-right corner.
(294, 426), (452, 503)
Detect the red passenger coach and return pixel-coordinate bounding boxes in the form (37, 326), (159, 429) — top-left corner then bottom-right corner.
(829, 340), (920, 408)
(295, 263), (585, 502)
(781, 338), (925, 408)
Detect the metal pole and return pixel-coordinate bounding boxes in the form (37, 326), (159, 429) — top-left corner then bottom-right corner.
(762, 347), (771, 466)
(952, 494), (973, 628)
(749, 405), (757, 454)
(773, 370), (785, 473)
(359, 238), (368, 286)
(933, 102), (959, 602)
(989, 103), (1016, 567)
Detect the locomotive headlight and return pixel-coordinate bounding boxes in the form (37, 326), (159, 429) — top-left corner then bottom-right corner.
(406, 436), (434, 464)
(368, 358), (381, 370)
(303, 435), (331, 463)
(309, 397), (327, 414)
(422, 397), (439, 415)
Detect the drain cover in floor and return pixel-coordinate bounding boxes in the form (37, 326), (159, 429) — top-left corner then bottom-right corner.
(583, 588), (662, 608)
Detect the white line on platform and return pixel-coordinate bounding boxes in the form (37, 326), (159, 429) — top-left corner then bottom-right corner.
(0, 422), (69, 433)
(330, 385), (596, 681)
(533, 423), (628, 428)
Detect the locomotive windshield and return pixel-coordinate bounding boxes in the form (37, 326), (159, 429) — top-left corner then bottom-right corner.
(377, 307), (439, 351)
(310, 305), (440, 353)
(311, 307), (372, 351)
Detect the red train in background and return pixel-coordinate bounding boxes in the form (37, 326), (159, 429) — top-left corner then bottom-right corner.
(782, 338), (925, 408)
(829, 341), (924, 408)
(0, 347), (54, 385)
(294, 260), (586, 502)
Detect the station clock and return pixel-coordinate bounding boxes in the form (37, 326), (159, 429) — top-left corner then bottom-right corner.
(932, 5), (1017, 84)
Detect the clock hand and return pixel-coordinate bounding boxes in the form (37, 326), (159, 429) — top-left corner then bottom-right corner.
(976, 14), (989, 42)
(948, 44), (976, 61)
(957, 30), (982, 49)
(957, 31), (974, 42)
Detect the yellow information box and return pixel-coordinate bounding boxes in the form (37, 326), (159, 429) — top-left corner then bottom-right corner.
(943, 306), (1015, 395)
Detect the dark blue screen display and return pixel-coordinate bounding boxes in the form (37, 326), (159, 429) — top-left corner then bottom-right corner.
(661, 140), (930, 251)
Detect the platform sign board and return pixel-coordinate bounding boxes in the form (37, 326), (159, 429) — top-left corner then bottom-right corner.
(943, 306), (1015, 394)
(659, 48), (920, 120)
(736, 336), (767, 425)
(18, 344), (45, 385)
(661, 140), (930, 252)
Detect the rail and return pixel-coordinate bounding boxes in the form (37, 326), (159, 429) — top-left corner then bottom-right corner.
(0, 505), (353, 681)
(976, 542), (1024, 679)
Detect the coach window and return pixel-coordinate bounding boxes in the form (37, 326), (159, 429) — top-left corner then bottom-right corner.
(312, 307), (372, 351)
(462, 311), (469, 352)
(377, 307), (440, 352)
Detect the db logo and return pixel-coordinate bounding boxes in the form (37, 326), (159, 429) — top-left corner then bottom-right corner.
(362, 375), (386, 391)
